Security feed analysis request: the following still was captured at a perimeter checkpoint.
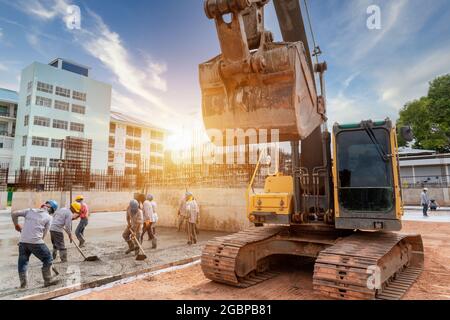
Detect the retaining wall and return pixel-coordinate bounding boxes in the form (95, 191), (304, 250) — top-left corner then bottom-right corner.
(7, 187), (449, 233)
(10, 187), (251, 233)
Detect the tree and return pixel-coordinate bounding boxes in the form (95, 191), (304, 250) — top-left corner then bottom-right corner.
(397, 74), (450, 153)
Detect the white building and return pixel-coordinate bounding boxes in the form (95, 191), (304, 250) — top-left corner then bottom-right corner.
(399, 148), (450, 187)
(109, 111), (166, 174)
(0, 88), (18, 168)
(12, 58), (112, 171)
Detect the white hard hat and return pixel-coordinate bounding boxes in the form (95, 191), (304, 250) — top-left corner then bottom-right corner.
(423, 188), (428, 191)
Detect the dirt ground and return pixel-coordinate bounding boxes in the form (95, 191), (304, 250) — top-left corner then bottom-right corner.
(77, 220), (450, 300)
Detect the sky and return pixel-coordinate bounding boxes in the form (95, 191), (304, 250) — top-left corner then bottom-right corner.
(0, 0), (449, 144)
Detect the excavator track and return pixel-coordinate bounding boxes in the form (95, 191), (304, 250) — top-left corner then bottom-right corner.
(201, 225), (285, 287)
(313, 232), (424, 300)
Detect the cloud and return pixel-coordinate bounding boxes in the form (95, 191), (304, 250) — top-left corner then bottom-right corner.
(75, 8), (174, 116)
(13, 0), (69, 21)
(7, 0), (176, 120)
(376, 45), (450, 110)
(0, 63), (7, 71)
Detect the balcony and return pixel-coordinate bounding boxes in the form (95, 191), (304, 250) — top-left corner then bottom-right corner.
(0, 112), (15, 119)
(0, 135), (15, 150)
(0, 131), (14, 138)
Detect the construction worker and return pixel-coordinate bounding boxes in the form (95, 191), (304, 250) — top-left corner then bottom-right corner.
(177, 194), (187, 232)
(11, 200), (60, 288)
(421, 188), (430, 217)
(141, 194), (158, 248)
(72, 195), (89, 248)
(50, 202), (80, 262)
(123, 199), (143, 256)
(185, 192), (199, 245)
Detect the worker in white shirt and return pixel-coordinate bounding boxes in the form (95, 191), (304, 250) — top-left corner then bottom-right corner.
(141, 194), (158, 249)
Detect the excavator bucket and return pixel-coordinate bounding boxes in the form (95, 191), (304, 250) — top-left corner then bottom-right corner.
(200, 0), (325, 144)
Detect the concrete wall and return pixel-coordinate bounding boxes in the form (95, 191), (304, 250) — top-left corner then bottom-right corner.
(8, 187), (449, 232)
(10, 188), (251, 233)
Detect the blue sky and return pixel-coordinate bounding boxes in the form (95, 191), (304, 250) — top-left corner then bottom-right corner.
(0, 0), (449, 135)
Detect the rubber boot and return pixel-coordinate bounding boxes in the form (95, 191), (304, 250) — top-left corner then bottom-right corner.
(152, 238), (157, 249)
(42, 266), (60, 287)
(79, 239), (86, 248)
(60, 250), (68, 263)
(52, 250), (58, 260)
(125, 240), (135, 254)
(134, 246), (140, 256)
(19, 272), (28, 289)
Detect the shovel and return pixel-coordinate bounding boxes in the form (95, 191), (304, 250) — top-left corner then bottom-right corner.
(128, 227), (147, 261)
(63, 228), (100, 262)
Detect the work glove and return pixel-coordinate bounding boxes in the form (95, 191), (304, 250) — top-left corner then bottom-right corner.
(15, 224), (22, 233)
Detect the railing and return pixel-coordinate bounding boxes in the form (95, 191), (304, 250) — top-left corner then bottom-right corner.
(401, 175), (450, 189)
(7, 163), (273, 192)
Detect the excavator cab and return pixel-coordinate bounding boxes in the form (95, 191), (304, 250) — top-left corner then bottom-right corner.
(332, 119), (403, 231)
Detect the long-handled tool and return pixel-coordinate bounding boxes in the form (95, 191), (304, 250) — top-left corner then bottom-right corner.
(63, 228), (100, 262)
(128, 227), (147, 261)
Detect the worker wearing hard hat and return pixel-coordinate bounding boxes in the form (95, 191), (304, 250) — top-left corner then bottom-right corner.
(141, 194), (158, 248)
(11, 200), (60, 288)
(123, 199), (144, 256)
(50, 202), (81, 262)
(185, 192), (200, 245)
(420, 188), (430, 217)
(72, 195), (90, 248)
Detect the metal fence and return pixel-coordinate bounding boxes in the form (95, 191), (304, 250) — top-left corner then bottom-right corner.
(400, 175), (450, 189)
(7, 163), (272, 192)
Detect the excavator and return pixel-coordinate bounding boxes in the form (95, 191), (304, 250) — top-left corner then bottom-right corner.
(198, 0), (424, 300)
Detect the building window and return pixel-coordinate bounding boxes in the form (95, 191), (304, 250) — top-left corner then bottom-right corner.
(126, 139), (134, 150)
(30, 157), (47, 168)
(22, 135), (27, 147)
(49, 159), (60, 168)
(125, 153), (133, 163)
(32, 136), (49, 147)
(33, 116), (50, 127)
(72, 104), (86, 114)
(53, 119), (68, 130)
(70, 122), (84, 133)
(51, 139), (64, 149)
(151, 143), (163, 153)
(151, 130), (164, 141)
(20, 156), (25, 168)
(110, 123), (116, 134)
(55, 86), (70, 98)
(108, 151), (114, 162)
(109, 136), (115, 148)
(72, 90), (86, 101)
(126, 126), (142, 138)
(134, 140), (141, 151)
(35, 96), (52, 108)
(24, 115), (29, 126)
(55, 100), (70, 111)
(27, 81), (33, 94)
(0, 105), (8, 117)
(37, 81), (53, 94)
(133, 154), (140, 166)
(26, 95), (31, 106)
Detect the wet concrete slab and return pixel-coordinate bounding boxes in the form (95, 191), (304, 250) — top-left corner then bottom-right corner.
(0, 210), (228, 300)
